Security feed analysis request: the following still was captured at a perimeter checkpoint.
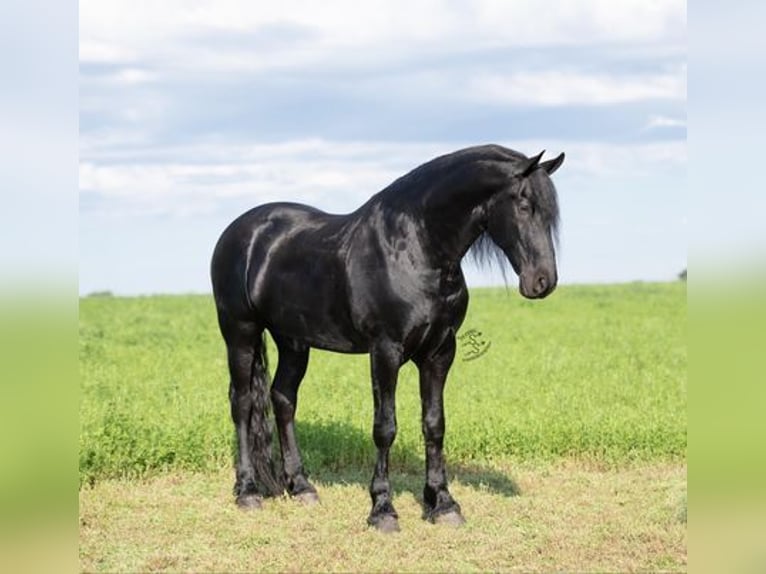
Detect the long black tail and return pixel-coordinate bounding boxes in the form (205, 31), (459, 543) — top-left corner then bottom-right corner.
(248, 333), (285, 497)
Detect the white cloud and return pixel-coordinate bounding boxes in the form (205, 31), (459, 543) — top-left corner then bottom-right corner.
(80, 0), (686, 70)
(643, 114), (687, 130)
(470, 66), (686, 106)
(560, 140), (686, 177)
(79, 40), (138, 64)
(79, 3), (687, 214)
(108, 68), (156, 85)
(79, 139), (436, 215)
(80, 138), (686, 217)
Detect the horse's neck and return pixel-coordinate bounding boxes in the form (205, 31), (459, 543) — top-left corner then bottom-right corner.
(418, 160), (507, 263)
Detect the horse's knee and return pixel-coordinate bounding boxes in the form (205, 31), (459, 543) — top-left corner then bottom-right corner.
(421, 412), (444, 445)
(373, 418), (397, 448)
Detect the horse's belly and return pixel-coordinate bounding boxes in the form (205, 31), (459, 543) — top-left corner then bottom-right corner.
(255, 276), (368, 353)
(268, 308), (368, 353)
(303, 332), (368, 354)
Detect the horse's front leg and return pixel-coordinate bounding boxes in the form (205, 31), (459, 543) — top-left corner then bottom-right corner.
(367, 342), (402, 532)
(417, 334), (465, 525)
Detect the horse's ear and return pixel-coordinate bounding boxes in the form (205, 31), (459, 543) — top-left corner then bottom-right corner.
(540, 152), (565, 175)
(519, 150), (545, 177)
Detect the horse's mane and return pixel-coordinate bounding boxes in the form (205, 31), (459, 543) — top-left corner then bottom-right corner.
(373, 144), (560, 279)
(378, 144), (524, 197)
(468, 231), (513, 280)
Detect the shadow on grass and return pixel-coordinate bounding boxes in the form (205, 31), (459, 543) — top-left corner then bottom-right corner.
(296, 420), (521, 500)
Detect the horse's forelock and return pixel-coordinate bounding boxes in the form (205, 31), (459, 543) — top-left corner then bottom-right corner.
(537, 171), (561, 246)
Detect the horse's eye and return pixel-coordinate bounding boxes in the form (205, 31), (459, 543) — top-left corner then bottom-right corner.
(518, 200), (532, 215)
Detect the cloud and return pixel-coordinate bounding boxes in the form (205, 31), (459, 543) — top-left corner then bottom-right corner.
(107, 68), (156, 85)
(80, 138), (686, 217)
(79, 3), (687, 215)
(79, 1), (686, 149)
(79, 139), (435, 216)
(80, 0), (686, 71)
(561, 140), (686, 177)
(643, 114), (687, 130)
(470, 66), (686, 106)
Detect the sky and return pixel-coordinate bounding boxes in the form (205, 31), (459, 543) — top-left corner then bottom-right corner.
(79, 0), (687, 295)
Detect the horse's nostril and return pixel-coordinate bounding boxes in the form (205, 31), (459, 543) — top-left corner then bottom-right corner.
(536, 275), (548, 294)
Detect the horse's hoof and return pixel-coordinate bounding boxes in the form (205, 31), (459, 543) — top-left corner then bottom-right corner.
(432, 510), (466, 527)
(368, 514), (400, 533)
(235, 493), (263, 510)
(294, 491), (321, 506)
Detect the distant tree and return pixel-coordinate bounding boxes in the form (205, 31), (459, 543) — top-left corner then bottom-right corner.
(678, 269), (687, 281)
(87, 290), (114, 297)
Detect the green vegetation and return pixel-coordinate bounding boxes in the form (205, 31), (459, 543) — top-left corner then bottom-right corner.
(79, 282), (686, 486)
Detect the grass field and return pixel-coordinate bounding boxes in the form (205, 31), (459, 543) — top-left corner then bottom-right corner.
(79, 282), (686, 571)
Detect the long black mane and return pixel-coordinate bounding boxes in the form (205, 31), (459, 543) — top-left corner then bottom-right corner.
(375, 144), (525, 201)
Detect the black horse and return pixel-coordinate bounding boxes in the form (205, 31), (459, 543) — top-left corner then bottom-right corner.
(211, 144), (564, 532)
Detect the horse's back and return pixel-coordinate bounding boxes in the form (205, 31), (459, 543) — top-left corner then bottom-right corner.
(211, 203), (364, 350)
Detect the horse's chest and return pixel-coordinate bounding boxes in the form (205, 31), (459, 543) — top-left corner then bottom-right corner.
(400, 269), (468, 331)
(433, 273), (468, 324)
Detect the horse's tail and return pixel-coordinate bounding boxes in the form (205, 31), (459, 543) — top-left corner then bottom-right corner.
(249, 333), (285, 497)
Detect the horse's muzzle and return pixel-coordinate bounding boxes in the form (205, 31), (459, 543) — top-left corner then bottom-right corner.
(519, 270), (557, 299)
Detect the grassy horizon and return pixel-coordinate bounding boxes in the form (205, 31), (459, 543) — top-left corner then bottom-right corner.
(79, 281), (686, 486)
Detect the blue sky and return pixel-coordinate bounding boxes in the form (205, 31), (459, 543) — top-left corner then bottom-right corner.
(79, 0), (687, 295)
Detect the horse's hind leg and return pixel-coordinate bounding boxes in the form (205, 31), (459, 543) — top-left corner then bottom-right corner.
(219, 313), (283, 509)
(271, 337), (318, 504)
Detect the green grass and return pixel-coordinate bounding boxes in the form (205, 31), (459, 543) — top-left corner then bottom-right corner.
(79, 282), (686, 486)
